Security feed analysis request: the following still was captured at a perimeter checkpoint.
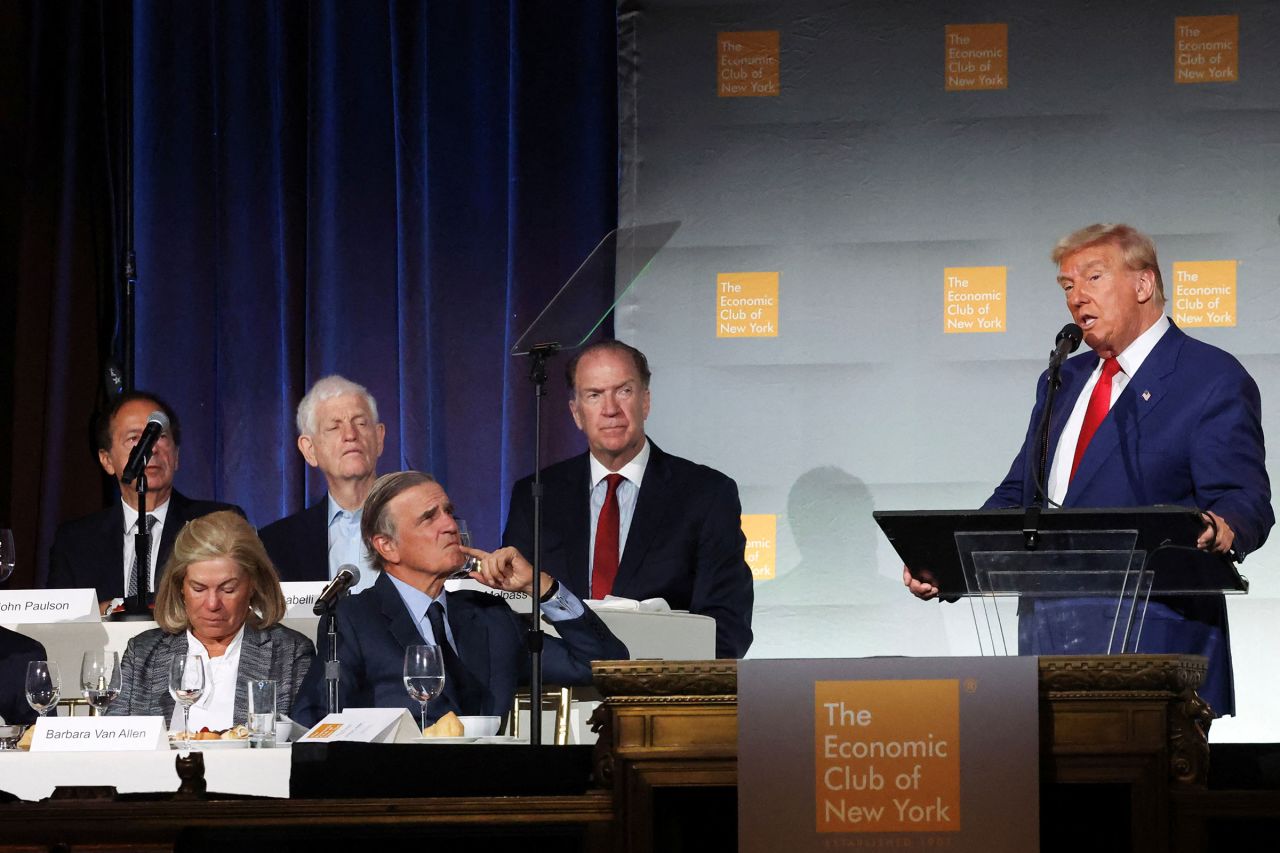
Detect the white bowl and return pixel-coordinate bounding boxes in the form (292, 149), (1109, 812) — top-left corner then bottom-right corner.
(456, 715), (501, 737)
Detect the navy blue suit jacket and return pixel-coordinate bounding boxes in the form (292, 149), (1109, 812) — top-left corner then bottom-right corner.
(292, 572), (629, 727)
(259, 499), (330, 582)
(985, 322), (1272, 715)
(0, 627), (46, 726)
(46, 491), (245, 601)
(503, 442), (754, 658)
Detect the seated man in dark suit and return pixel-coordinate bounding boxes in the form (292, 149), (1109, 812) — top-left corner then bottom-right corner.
(292, 471), (629, 727)
(0, 626), (46, 725)
(503, 340), (755, 658)
(260, 376), (385, 591)
(46, 391), (243, 612)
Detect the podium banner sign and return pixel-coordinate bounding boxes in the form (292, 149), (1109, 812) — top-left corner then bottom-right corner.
(740, 657), (1038, 852)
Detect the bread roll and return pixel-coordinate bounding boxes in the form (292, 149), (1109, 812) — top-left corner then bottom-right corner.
(422, 711), (464, 738)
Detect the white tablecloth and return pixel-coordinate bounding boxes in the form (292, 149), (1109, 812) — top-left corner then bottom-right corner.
(0, 745), (293, 801)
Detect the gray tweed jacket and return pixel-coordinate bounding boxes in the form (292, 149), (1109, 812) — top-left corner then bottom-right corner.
(107, 623), (314, 722)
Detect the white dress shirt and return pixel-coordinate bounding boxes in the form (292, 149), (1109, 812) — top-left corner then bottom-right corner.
(327, 494), (375, 592)
(169, 625), (245, 733)
(587, 440), (650, 597)
(121, 496), (172, 593)
(1046, 315), (1171, 504)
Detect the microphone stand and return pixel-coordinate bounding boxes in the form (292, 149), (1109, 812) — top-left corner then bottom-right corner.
(115, 470), (155, 621)
(524, 343), (559, 746)
(1024, 346), (1070, 550)
(320, 601), (342, 716)
(121, 0), (136, 391)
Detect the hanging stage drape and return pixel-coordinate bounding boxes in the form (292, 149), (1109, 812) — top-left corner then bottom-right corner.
(5, 2), (618, 586)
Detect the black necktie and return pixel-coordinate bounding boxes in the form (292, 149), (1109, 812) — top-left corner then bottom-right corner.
(426, 601), (466, 701)
(127, 514), (159, 596)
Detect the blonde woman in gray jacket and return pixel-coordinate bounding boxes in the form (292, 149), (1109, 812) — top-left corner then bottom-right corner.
(109, 511), (313, 729)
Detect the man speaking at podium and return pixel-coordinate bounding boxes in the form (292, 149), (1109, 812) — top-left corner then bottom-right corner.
(905, 224), (1272, 716)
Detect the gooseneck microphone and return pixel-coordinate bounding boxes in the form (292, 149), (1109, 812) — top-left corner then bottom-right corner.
(313, 564), (361, 615)
(120, 411), (170, 484)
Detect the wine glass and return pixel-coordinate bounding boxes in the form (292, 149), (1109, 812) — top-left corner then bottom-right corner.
(403, 645), (445, 733)
(81, 651), (122, 715)
(25, 660), (61, 717)
(0, 528), (15, 584)
(169, 654), (206, 748)
(448, 519), (480, 579)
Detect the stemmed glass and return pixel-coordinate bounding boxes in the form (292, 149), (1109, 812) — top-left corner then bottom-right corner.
(0, 528), (16, 584)
(448, 519), (480, 580)
(169, 654), (206, 748)
(402, 645), (445, 733)
(81, 651), (122, 715)
(25, 661), (61, 718)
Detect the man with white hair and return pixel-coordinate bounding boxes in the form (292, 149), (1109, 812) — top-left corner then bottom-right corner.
(260, 376), (386, 591)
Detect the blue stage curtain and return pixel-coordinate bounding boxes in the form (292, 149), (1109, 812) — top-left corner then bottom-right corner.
(2, 1), (131, 588)
(9, 1), (617, 585)
(130, 1), (617, 550)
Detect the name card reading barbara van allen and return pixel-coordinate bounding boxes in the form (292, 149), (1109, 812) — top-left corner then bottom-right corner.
(30, 716), (169, 752)
(0, 589), (99, 624)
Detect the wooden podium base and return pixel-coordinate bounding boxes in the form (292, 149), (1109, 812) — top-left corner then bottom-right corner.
(590, 654), (1214, 853)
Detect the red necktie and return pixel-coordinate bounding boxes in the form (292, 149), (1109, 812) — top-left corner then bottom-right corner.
(1070, 358), (1122, 480)
(591, 474), (625, 598)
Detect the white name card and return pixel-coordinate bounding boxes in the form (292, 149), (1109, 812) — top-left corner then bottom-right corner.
(30, 716), (169, 752)
(280, 582), (328, 619)
(0, 589), (99, 624)
(299, 708), (421, 744)
(446, 577), (530, 608)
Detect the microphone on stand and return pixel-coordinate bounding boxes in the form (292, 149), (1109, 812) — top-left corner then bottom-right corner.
(313, 565), (361, 615)
(120, 411), (169, 485)
(1048, 323), (1083, 380)
(1027, 322), (1086, 536)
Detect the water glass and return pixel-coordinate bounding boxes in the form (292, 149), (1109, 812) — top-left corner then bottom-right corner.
(246, 678), (277, 748)
(403, 645), (445, 732)
(169, 654), (206, 748)
(25, 660), (61, 717)
(81, 650), (122, 715)
(449, 519), (480, 579)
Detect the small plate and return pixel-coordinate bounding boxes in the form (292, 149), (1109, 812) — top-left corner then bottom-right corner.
(412, 736), (478, 744)
(170, 738), (250, 750)
(474, 735), (524, 745)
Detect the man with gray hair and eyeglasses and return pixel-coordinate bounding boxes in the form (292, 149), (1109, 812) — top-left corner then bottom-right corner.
(260, 375), (386, 591)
